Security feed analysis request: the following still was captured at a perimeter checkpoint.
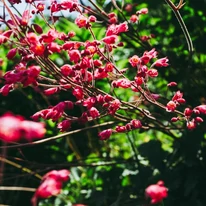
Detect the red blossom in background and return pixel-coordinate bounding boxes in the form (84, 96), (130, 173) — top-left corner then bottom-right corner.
(145, 181), (168, 204)
(0, 113), (45, 142)
(31, 170), (70, 206)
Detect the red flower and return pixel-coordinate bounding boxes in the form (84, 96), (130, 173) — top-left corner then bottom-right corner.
(69, 50), (81, 63)
(60, 64), (73, 76)
(89, 107), (100, 118)
(130, 119), (142, 129)
(129, 55), (140, 67)
(75, 15), (88, 28)
(112, 78), (131, 88)
(0, 84), (12, 96)
(72, 87), (84, 100)
(102, 35), (118, 44)
(130, 15), (139, 23)
(115, 125), (127, 133)
(184, 108), (193, 117)
(105, 63), (114, 72)
(44, 87), (59, 96)
(88, 15), (96, 22)
(30, 43), (45, 56)
(152, 57), (169, 68)
(31, 170), (70, 206)
(0, 113), (46, 142)
(167, 82), (177, 87)
(98, 129), (113, 140)
(7, 48), (17, 60)
(145, 181), (168, 204)
(21, 10), (31, 26)
(166, 101), (176, 112)
(137, 8), (148, 15)
(194, 105), (206, 114)
(147, 69), (158, 78)
(19, 120), (46, 141)
(187, 119), (196, 130)
(106, 22), (128, 36)
(0, 113), (23, 142)
(172, 91), (185, 104)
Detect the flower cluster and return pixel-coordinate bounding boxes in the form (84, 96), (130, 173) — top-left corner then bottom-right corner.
(0, 0), (205, 142)
(31, 169), (70, 206)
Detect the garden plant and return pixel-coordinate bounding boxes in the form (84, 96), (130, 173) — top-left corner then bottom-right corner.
(0, 0), (206, 205)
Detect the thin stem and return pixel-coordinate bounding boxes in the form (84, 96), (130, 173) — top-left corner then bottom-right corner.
(0, 186), (36, 192)
(164, 0), (194, 53)
(0, 157), (42, 179)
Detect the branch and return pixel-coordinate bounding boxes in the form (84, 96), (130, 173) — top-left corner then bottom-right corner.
(164, 0), (194, 53)
(0, 121), (116, 149)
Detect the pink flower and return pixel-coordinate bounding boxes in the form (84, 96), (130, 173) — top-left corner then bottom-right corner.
(130, 119), (142, 129)
(57, 120), (71, 132)
(184, 108), (193, 117)
(83, 97), (96, 109)
(145, 181), (168, 204)
(116, 22), (128, 34)
(194, 105), (206, 114)
(102, 35), (118, 44)
(167, 82), (177, 87)
(172, 91), (185, 104)
(115, 125), (127, 133)
(187, 119), (196, 130)
(137, 8), (148, 15)
(106, 22), (128, 36)
(75, 15), (88, 28)
(171, 117), (179, 122)
(0, 113), (46, 142)
(43, 169), (70, 182)
(94, 69), (108, 79)
(108, 99), (121, 115)
(147, 69), (158, 78)
(69, 50), (81, 63)
(47, 42), (61, 53)
(0, 84), (12, 96)
(27, 32), (39, 44)
(105, 63), (114, 72)
(152, 57), (169, 68)
(142, 48), (158, 62)
(7, 48), (17, 60)
(129, 55), (140, 67)
(30, 43), (45, 56)
(19, 120), (46, 141)
(166, 101), (176, 112)
(135, 76), (144, 85)
(0, 113), (23, 142)
(130, 15), (139, 23)
(20, 10), (31, 26)
(72, 87), (84, 100)
(195, 117), (204, 123)
(89, 107), (100, 118)
(98, 129), (113, 140)
(88, 15), (96, 22)
(44, 87), (59, 96)
(112, 78), (131, 88)
(60, 64), (73, 76)
(31, 170), (70, 206)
